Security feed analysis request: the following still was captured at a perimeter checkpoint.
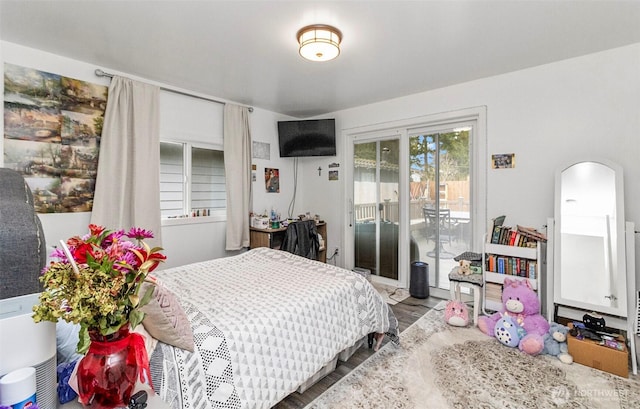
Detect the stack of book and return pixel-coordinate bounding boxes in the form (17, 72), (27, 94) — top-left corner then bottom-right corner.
(487, 216), (547, 247)
(485, 282), (503, 307)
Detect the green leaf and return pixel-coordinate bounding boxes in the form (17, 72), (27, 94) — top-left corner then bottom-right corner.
(129, 293), (140, 308)
(129, 309), (144, 329)
(103, 322), (121, 335)
(77, 324), (90, 354)
(139, 285), (155, 308)
(149, 246), (164, 253)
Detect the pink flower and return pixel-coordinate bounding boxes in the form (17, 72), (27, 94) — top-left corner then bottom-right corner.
(126, 227), (154, 240)
(101, 229), (125, 248)
(50, 247), (67, 262)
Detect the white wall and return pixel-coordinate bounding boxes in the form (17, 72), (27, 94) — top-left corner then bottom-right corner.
(3, 40), (639, 280)
(249, 109), (303, 219)
(300, 43), (640, 284)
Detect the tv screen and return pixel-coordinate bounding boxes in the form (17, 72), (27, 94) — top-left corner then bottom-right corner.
(277, 119), (336, 157)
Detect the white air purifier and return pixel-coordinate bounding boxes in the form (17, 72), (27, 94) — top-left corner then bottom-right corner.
(0, 293), (57, 409)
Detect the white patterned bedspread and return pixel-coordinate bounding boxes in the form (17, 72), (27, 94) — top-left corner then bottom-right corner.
(150, 247), (396, 409)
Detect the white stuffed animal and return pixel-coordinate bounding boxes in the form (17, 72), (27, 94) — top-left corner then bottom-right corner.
(459, 259), (472, 275)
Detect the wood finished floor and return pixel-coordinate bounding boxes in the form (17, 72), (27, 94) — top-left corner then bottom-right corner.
(273, 295), (441, 409)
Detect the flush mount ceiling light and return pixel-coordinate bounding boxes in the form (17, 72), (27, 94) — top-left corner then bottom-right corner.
(297, 24), (342, 62)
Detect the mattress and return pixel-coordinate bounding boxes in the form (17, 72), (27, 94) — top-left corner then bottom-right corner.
(150, 247), (397, 409)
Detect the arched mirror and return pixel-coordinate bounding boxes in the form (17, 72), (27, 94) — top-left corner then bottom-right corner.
(553, 160), (627, 317)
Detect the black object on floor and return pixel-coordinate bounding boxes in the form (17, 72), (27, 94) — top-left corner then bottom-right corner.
(410, 261), (429, 299)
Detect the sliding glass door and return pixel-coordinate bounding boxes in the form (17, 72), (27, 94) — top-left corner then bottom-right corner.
(353, 138), (400, 282)
(345, 108), (485, 294)
(409, 125), (472, 289)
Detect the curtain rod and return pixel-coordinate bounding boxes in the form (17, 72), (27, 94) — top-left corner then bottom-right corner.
(94, 69), (254, 112)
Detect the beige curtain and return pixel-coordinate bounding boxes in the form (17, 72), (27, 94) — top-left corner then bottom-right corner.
(224, 104), (252, 250)
(90, 76), (162, 247)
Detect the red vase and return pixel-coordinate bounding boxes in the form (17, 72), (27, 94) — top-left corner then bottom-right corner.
(76, 324), (138, 409)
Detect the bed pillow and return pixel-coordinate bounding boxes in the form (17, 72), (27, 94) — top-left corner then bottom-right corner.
(140, 277), (195, 352)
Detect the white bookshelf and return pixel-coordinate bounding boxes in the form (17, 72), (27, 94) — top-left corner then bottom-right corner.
(482, 240), (544, 315)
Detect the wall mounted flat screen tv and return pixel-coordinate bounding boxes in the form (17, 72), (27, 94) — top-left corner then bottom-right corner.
(278, 118), (336, 157)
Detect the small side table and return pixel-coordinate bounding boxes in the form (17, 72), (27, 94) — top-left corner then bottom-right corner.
(448, 267), (483, 326)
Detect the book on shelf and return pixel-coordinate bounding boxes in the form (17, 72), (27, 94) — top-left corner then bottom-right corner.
(484, 254), (538, 280)
(491, 226), (501, 244)
(529, 261), (537, 279)
(502, 226), (512, 244)
(489, 224), (541, 248)
(487, 215), (506, 239)
(516, 225), (547, 242)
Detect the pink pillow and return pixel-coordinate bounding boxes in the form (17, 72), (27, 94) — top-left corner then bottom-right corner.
(140, 278), (194, 352)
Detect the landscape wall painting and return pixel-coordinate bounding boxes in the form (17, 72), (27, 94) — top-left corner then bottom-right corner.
(4, 63), (108, 213)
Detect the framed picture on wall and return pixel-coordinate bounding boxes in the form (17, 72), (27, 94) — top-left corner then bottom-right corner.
(491, 153), (515, 169)
(265, 168), (280, 193)
(3, 63), (108, 213)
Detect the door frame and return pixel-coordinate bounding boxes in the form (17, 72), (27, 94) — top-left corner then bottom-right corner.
(343, 107), (488, 292)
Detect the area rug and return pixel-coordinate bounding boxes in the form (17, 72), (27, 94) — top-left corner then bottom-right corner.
(306, 304), (640, 409)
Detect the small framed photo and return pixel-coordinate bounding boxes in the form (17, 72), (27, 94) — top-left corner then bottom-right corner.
(265, 168), (280, 193)
(491, 153), (515, 169)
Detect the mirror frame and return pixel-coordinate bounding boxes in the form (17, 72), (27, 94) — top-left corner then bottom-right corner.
(553, 158), (627, 317)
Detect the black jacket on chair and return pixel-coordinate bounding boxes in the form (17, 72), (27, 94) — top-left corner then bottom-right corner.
(281, 220), (319, 260)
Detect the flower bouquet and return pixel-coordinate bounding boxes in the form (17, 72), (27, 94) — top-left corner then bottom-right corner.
(32, 224), (165, 408)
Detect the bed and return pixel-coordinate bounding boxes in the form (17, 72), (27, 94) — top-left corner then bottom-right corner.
(147, 247), (398, 409)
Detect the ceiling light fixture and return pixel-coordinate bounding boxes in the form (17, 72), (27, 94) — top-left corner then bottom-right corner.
(297, 24), (342, 62)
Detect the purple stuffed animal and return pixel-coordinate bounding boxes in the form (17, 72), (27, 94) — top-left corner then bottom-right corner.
(478, 277), (549, 355)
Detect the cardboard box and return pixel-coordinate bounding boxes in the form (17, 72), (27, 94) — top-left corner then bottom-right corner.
(567, 323), (629, 378)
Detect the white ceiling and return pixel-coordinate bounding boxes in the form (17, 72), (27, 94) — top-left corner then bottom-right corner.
(1, 1), (640, 118)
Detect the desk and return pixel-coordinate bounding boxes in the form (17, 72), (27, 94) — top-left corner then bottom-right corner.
(250, 222), (327, 263)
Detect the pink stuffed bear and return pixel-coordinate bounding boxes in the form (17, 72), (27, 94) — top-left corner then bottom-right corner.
(477, 277), (549, 355)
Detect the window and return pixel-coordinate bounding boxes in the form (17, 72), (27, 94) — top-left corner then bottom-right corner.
(160, 141), (226, 219)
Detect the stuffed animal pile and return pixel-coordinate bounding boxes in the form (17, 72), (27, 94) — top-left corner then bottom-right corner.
(542, 322), (573, 364)
(478, 277), (549, 355)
